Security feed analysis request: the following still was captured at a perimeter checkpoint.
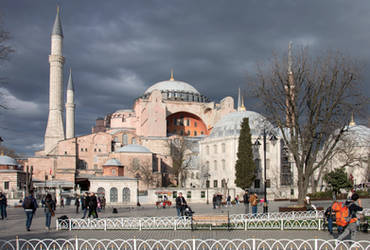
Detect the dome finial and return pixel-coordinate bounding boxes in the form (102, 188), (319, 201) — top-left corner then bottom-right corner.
(349, 112), (356, 126)
(240, 95), (246, 111)
(170, 69), (174, 81)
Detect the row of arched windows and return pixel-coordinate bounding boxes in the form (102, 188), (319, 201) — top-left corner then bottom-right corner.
(205, 143), (226, 155)
(205, 159), (226, 171)
(97, 187), (131, 203)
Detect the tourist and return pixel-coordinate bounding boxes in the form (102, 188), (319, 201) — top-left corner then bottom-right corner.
(243, 190), (250, 214)
(22, 190), (38, 231)
(44, 193), (55, 231)
(60, 197), (64, 208)
(337, 193), (363, 241)
(212, 194), (217, 209)
(324, 203), (336, 235)
(235, 195), (239, 205)
(75, 195), (80, 214)
(0, 191), (7, 220)
(249, 192), (258, 216)
(81, 192), (89, 219)
(226, 195), (231, 207)
(216, 193), (222, 208)
(101, 196), (106, 211)
(88, 192), (98, 218)
(175, 192), (187, 217)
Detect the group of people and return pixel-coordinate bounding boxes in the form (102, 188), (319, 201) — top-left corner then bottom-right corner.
(80, 192), (106, 219)
(243, 190), (259, 215)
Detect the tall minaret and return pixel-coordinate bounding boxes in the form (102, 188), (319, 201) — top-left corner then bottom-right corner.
(44, 6), (65, 153)
(285, 41), (295, 127)
(65, 69), (75, 139)
(237, 88), (241, 111)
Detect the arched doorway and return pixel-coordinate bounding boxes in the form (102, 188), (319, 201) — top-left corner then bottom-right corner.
(122, 187), (130, 203)
(110, 187), (118, 203)
(97, 187), (105, 198)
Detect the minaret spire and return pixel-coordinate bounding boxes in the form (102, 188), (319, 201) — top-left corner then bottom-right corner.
(66, 68), (75, 139)
(237, 88), (241, 111)
(288, 41), (293, 74)
(285, 41), (295, 128)
(240, 95), (246, 111)
(170, 69), (174, 81)
(44, 6), (65, 154)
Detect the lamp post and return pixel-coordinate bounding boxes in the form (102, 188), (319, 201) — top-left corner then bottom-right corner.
(254, 129), (277, 213)
(135, 173), (141, 206)
(204, 173), (211, 204)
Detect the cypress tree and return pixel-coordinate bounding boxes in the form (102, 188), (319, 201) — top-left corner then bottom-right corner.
(235, 117), (256, 190)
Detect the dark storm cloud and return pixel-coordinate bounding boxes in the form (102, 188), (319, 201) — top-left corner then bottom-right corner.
(0, 0), (369, 155)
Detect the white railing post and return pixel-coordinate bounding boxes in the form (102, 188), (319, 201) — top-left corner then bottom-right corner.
(192, 238), (196, 250)
(314, 238), (318, 250)
(104, 219), (107, 231)
(280, 219), (284, 230)
(56, 219), (59, 230)
(16, 236), (19, 250)
(292, 212), (295, 219)
(75, 235), (79, 250)
(139, 219), (142, 231)
(174, 219), (177, 231)
(252, 238), (256, 250)
(134, 237), (137, 250)
(69, 219), (72, 231)
(121, 218), (123, 229)
(318, 219), (321, 231)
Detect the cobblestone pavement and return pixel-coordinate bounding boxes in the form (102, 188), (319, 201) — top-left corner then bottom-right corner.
(0, 200), (368, 241)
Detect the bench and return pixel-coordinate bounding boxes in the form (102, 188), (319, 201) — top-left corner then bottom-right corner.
(191, 214), (229, 230)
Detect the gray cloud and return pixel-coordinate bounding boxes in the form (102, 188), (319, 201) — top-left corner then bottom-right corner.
(1, 0), (369, 155)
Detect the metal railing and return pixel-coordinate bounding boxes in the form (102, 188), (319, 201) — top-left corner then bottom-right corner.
(0, 238), (369, 250)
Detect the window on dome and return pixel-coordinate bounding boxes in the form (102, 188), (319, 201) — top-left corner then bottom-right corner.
(186, 119), (190, 126)
(112, 169), (116, 175)
(4, 181), (9, 190)
(201, 131), (204, 135)
(123, 134), (128, 145)
(194, 131), (197, 136)
(187, 131), (190, 136)
(194, 121), (197, 127)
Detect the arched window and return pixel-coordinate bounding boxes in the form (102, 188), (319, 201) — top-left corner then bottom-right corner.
(222, 159), (226, 169)
(110, 187), (118, 203)
(214, 160), (217, 170)
(222, 143), (226, 153)
(122, 187), (130, 203)
(97, 187), (105, 198)
(122, 134), (128, 145)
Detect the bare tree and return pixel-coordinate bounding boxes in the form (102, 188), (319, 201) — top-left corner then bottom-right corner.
(167, 136), (193, 187)
(0, 14), (14, 109)
(253, 47), (367, 204)
(131, 158), (156, 189)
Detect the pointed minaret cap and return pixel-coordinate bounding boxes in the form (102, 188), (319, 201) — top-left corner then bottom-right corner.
(52, 5), (63, 37)
(240, 96), (246, 111)
(288, 41), (293, 74)
(349, 112), (356, 126)
(67, 68), (74, 91)
(170, 69), (174, 81)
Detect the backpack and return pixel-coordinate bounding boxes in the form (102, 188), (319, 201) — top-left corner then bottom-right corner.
(334, 202), (357, 227)
(24, 197), (34, 209)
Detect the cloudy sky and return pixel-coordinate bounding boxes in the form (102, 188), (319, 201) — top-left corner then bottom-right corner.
(1, 0), (369, 155)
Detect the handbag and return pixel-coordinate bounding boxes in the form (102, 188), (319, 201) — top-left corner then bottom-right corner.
(51, 210), (55, 217)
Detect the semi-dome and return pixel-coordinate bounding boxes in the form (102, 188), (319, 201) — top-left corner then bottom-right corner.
(210, 111), (273, 138)
(103, 158), (122, 166)
(0, 155), (18, 166)
(144, 79), (200, 95)
(344, 124), (370, 147)
(117, 144), (151, 153)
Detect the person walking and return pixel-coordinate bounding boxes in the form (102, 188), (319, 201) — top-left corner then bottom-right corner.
(324, 203), (336, 235)
(44, 194), (55, 231)
(81, 192), (89, 219)
(336, 193), (363, 241)
(88, 192), (98, 218)
(75, 195), (80, 214)
(175, 192), (187, 217)
(226, 195), (231, 207)
(212, 194), (217, 209)
(0, 191), (7, 220)
(22, 190), (38, 231)
(101, 196), (106, 212)
(243, 190), (250, 214)
(249, 192), (258, 216)
(60, 197), (64, 208)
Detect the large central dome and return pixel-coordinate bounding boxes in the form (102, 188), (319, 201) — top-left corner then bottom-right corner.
(141, 71), (208, 103)
(144, 76), (200, 95)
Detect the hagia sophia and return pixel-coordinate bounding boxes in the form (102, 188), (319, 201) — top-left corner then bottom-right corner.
(0, 8), (368, 205)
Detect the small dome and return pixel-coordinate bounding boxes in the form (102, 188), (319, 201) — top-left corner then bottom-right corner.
(144, 79), (200, 95)
(210, 111), (272, 138)
(103, 158), (122, 166)
(344, 124), (370, 147)
(0, 155), (18, 166)
(117, 144), (151, 153)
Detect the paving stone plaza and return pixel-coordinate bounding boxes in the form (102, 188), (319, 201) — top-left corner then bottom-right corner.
(0, 200), (369, 242)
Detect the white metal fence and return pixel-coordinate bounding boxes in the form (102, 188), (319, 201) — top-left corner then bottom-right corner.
(0, 238), (369, 250)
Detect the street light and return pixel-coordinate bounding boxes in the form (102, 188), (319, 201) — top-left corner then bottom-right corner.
(203, 173), (210, 204)
(254, 129), (278, 213)
(135, 173), (141, 206)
